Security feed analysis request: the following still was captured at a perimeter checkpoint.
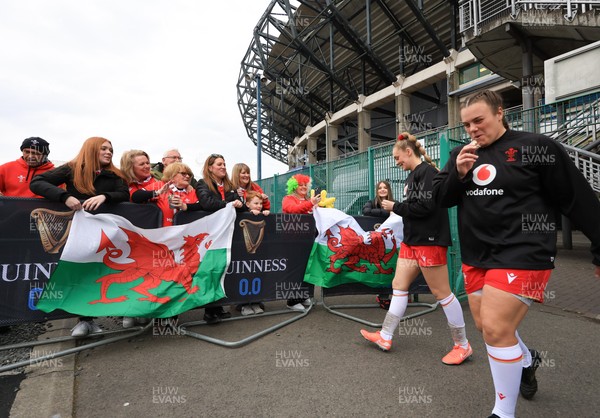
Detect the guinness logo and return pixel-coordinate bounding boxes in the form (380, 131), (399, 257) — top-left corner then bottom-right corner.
(239, 219), (266, 254)
(30, 208), (75, 253)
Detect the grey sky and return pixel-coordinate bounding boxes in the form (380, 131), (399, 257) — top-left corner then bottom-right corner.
(0, 0), (288, 178)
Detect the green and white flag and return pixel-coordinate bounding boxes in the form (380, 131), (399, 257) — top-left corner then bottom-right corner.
(303, 207), (403, 288)
(36, 205), (236, 318)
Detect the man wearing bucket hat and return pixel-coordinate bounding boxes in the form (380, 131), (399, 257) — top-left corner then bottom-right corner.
(0, 137), (55, 197)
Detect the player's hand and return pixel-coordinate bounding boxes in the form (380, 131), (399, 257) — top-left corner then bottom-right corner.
(456, 141), (480, 179)
(381, 199), (395, 211)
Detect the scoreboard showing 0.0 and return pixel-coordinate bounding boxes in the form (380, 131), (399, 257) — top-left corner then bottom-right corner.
(239, 277), (262, 296)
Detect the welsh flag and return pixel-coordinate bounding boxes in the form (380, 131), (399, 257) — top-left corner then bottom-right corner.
(36, 205), (236, 318)
(303, 207), (403, 288)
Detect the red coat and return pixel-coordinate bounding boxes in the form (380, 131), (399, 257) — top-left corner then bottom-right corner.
(128, 176), (159, 198)
(282, 194), (314, 214)
(143, 181), (198, 226)
(0, 158), (55, 197)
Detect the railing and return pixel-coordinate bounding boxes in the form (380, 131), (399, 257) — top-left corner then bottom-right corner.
(259, 91), (600, 212)
(459, 0), (600, 34)
(564, 144), (600, 193)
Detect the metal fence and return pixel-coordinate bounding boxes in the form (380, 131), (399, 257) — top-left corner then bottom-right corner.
(256, 91), (600, 296)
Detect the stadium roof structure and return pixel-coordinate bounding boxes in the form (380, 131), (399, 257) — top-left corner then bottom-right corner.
(237, 0), (461, 164)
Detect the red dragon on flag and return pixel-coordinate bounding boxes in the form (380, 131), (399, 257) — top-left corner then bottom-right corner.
(90, 228), (210, 305)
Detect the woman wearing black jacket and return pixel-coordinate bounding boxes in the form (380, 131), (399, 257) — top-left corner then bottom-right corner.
(192, 153), (243, 323)
(362, 180), (393, 309)
(30, 137), (129, 337)
(362, 180), (393, 218)
(360, 133), (471, 367)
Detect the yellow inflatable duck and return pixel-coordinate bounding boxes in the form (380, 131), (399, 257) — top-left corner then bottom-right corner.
(311, 189), (336, 208)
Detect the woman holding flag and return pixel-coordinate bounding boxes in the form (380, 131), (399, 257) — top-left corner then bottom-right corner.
(30, 136), (129, 337)
(193, 153), (243, 323)
(360, 132), (472, 365)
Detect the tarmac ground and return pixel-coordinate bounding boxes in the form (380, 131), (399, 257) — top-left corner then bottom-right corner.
(3, 235), (600, 418)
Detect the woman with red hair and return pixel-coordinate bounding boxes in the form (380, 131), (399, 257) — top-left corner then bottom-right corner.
(30, 137), (129, 337)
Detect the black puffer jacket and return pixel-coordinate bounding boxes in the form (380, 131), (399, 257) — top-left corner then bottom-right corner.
(362, 199), (389, 218)
(192, 179), (242, 213)
(30, 164), (129, 203)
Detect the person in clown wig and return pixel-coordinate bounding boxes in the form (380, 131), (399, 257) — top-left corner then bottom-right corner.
(282, 174), (320, 311)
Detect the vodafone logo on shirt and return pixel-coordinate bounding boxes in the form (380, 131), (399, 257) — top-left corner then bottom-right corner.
(472, 164), (496, 186)
(465, 163), (504, 197)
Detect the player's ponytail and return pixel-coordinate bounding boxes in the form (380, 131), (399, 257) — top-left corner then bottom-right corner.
(394, 132), (437, 170)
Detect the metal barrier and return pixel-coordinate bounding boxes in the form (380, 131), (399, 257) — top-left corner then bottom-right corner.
(178, 302), (314, 348)
(0, 324), (150, 374)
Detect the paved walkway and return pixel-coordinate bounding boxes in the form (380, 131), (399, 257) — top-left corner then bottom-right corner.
(4, 234), (600, 418)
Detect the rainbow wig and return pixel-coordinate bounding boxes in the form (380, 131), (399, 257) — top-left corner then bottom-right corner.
(286, 174), (311, 195)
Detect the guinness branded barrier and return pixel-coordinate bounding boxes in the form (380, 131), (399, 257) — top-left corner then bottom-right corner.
(174, 210), (315, 306)
(0, 199), (432, 332)
(0, 198), (163, 326)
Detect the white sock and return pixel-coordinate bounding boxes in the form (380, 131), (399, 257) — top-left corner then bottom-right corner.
(439, 293), (468, 349)
(486, 343), (523, 418)
(380, 290), (408, 340)
(515, 330), (532, 368)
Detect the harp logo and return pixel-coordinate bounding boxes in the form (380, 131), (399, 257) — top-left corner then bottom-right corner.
(239, 219), (266, 254)
(30, 208), (75, 253)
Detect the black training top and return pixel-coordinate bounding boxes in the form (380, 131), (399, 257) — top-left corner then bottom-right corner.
(392, 161), (451, 247)
(434, 129), (600, 270)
